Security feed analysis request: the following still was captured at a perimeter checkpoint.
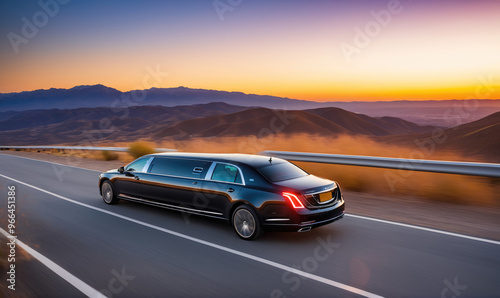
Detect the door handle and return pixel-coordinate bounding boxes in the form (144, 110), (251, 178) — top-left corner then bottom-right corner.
(192, 181), (198, 185)
(134, 176), (140, 180)
(227, 188), (235, 193)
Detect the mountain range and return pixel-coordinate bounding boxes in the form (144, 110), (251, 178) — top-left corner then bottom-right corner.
(1, 101), (498, 161)
(1, 85), (499, 127)
(0, 102), (436, 144)
(1, 85), (499, 162)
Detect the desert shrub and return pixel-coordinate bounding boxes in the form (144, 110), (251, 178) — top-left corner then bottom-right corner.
(128, 142), (155, 159)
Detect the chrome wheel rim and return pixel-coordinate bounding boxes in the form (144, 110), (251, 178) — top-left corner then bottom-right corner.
(102, 183), (113, 203)
(234, 209), (256, 238)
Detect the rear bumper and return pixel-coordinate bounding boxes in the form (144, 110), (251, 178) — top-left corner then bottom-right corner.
(262, 200), (345, 232)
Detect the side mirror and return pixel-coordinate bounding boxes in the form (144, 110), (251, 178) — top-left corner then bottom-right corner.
(118, 166), (125, 173)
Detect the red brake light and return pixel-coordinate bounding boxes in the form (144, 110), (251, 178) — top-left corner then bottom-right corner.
(283, 192), (305, 209)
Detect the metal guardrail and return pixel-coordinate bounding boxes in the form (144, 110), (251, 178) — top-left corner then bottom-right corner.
(0, 146), (176, 153)
(1, 146), (499, 177)
(260, 150), (500, 178)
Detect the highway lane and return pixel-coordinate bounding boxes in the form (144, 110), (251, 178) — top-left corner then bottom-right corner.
(0, 153), (499, 297)
(0, 233), (85, 297)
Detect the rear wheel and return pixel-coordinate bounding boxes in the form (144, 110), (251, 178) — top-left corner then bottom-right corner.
(101, 180), (119, 204)
(232, 205), (262, 240)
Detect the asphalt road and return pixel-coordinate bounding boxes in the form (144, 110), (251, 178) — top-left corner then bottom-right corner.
(0, 154), (499, 297)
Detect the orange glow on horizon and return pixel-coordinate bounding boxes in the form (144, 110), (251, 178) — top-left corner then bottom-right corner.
(1, 1), (499, 102)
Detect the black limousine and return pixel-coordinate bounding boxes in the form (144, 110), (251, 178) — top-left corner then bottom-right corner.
(99, 153), (345, 240)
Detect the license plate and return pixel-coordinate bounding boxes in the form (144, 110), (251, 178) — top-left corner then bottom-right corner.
(319, 192), (332, 202)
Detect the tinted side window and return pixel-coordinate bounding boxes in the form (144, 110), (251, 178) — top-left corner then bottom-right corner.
(149, 158), (210, 179)
(211, 163), (242, 184)
(125, 158), (149, 172)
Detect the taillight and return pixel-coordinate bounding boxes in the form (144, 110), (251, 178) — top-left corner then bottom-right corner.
(283, 192), (305, 209)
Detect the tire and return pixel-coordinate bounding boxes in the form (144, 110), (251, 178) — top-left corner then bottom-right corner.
(232, 205), (262, 240)
(101, 180), (119, 205)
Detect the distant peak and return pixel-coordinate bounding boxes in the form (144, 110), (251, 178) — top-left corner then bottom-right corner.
(70, 84), (112, 90)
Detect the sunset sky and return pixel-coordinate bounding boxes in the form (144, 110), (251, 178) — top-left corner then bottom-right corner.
(1, 0), (499, 101)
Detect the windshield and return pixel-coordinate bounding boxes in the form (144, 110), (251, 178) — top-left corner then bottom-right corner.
(258, 161), (308, 182)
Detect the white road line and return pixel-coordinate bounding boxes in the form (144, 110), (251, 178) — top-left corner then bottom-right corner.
(345, 214), (500, 246)
(2, 153), (499, 246)
(0, 228), (105, 298)
(0, 173), (384, 298)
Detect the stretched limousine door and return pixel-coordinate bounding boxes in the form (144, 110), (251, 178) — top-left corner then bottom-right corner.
(114, 157), (152, 199)
(140, 157), (210, 208)
(200, 163), (243, 217)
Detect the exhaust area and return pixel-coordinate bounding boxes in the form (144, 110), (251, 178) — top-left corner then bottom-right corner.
(298, 226), (312, 232)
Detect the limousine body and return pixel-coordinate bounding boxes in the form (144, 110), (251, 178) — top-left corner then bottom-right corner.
(99, 153), (345, 240)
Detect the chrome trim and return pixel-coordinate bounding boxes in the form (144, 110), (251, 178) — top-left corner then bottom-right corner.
(205, 179), (245, 187)
(300, 220), (316, 226)
(329, 199), (344, 210)
(118, 194), (140, 200)
(204, 162), (217, 180)
(143, 172), (206, 182)
(118, 194), (223, 216)
(142, 156), (155, 172)
(304, 185), (336, 196)
(317, 196), (336, 205)
(304, 185), (338, 205)
(265, 218), (290, 222)
(263, 212), (344, 227)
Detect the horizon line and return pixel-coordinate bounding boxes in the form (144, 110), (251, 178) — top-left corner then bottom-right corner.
(1, 84), (499, 103)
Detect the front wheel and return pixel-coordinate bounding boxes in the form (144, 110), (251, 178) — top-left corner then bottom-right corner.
(101, 180), (119, 205)
(232, 205), (262, 240)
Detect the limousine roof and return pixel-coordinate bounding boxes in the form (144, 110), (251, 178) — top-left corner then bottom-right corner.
(147, 152), (287, 168)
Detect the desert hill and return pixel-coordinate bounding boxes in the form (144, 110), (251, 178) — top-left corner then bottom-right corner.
(154, 107), (435, 139)
(0, 102), (248, 132)
(381, 111), (500, 162)
(0, 104), (435, 145)
(439, 112), (500, 160)
(2, 84), (499, 127)
(0, 102), (248, 144)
